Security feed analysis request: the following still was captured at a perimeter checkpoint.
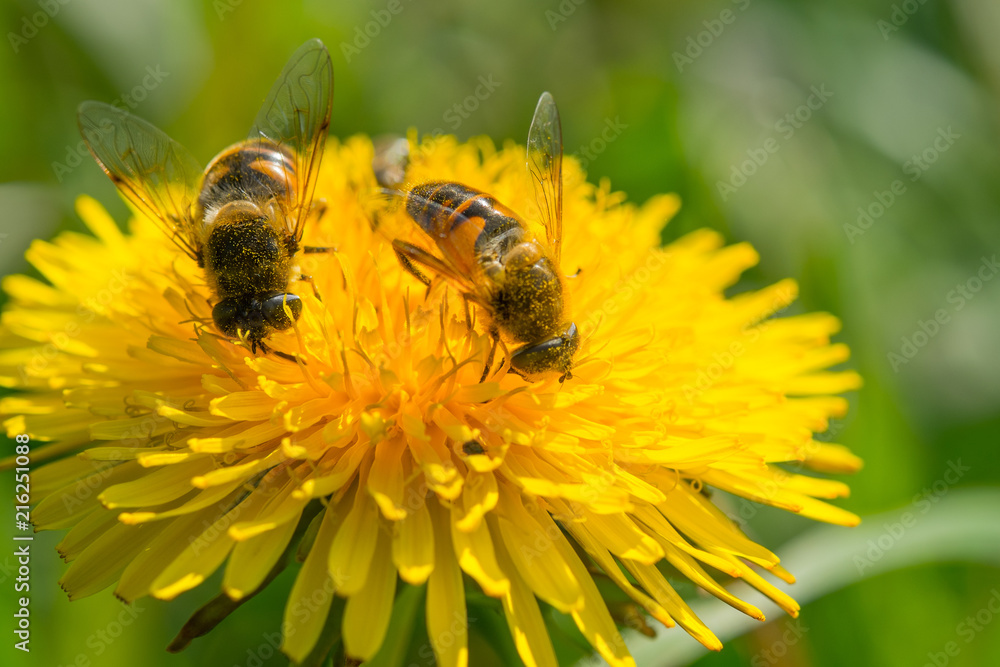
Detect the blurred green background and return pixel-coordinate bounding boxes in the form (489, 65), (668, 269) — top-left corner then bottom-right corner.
(2, 0), (1000, 665)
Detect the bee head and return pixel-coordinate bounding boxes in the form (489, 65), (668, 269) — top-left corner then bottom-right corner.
(509, 322), (579, 378)
(212, 292), (303, 347)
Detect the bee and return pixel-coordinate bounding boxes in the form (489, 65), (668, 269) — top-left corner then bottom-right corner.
(370, 134), (410, 191)
(77, 39), (334, 355)
(385, 92), (578, 381)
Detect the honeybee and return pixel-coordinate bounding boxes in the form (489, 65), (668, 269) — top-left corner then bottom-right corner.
(385, 92), (578, 381)
(78, 39), (334, 355)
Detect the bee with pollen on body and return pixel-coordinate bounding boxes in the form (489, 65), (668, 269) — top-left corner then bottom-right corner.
(375, 92), (580, 382)
(78, 39), (334, 357)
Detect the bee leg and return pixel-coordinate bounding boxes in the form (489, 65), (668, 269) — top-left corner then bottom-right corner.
(480, 329), (500, 383)
(256, 339), (301, 363)
(462, 294), (475, 333)
(392, 240), (478, 291)
(296, 274), (323, 301)
(498, 337), (513, 373)
(392, 243), (433, 287)
(396, 251), (432, 287)
(301, 196), (334, 253)
(309, 198), (328, 221)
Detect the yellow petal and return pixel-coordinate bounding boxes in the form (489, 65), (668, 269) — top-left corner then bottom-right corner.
(116, 510), (219, 602)
(33, 461), (145, 529)
(56, 506), (120, 562)
(293, 442), (371, 499)
(59, 521), (161, 600)
(329, 482), (379, 595)
(576, 509), (663, 563)
(562, 517), (674, 629)
(150, 521), (236, 600)
(622, 560), (722, 651)
(450, 502), (509, 597)
(368, 434), (408, 520)
(342, 527), (396, 661)
(454, 470), (498, 532)
(491, 514), (558, 667)
(521, 501), (636, 667)
(99, 457), (212, 508)
(191, 449), (284, 489)
(803, 441), (864, 474)
(427, 499), (468, 667)
(227, 482), (311, 540)
(76, 194), (125, 247)
(282, 508), (340, 663)
(209, 391), (280, 420)
(117, 478), (244, 525)
(224, 506), (301, 599)
(495, 486), (582, 613)
(707, 549), (801, 617)
(392, 493), (435, 584)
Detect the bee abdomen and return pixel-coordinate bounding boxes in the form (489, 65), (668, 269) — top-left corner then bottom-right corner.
(198, 141), (296, 214)
(407, 182), (523, 254)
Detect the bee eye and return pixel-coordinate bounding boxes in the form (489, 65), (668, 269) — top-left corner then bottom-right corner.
(510, 322), (579, 375)
(211, 298), (243, 337)
(261, 293), (302, 330)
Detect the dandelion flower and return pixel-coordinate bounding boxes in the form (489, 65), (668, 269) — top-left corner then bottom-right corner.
(1, 134), (862, 666)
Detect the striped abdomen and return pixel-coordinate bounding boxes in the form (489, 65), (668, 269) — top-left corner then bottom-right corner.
(405, 182), (526, 274)
(198, 139), (297, 216)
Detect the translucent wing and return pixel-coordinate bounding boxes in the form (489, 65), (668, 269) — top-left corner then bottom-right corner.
(78, 101), (202, 259)
(248, 38), (333, 243)
(526, 91), (564, 268)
